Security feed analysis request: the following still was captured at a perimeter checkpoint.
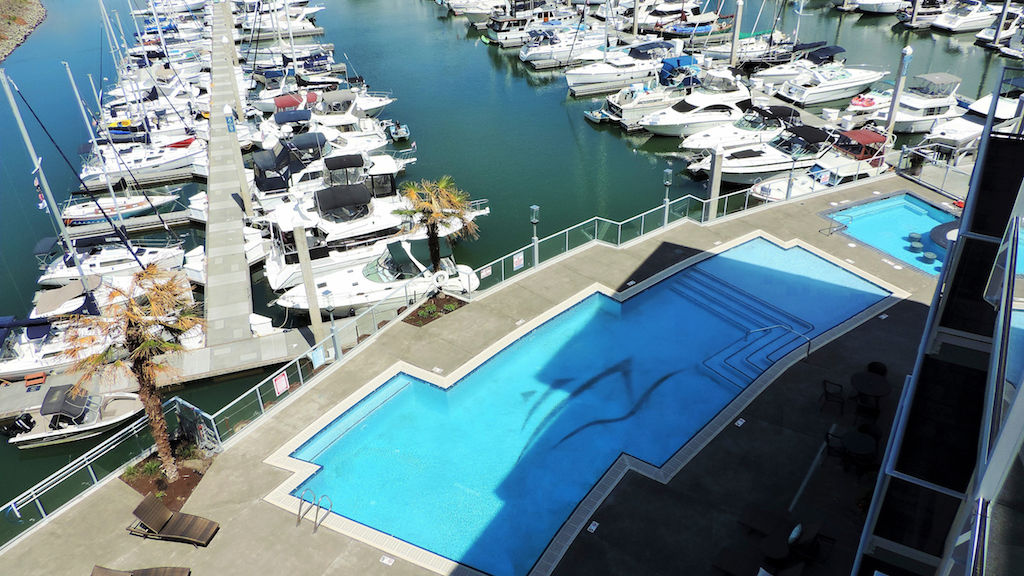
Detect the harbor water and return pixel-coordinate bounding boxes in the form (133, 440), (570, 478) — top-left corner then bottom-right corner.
(0, 0), (1007, 503)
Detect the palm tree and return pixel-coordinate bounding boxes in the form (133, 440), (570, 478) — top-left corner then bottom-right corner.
(396, 175), (480, 273)
(64, 265), (202, 482)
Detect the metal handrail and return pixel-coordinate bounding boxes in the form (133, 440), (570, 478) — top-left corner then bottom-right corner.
(747, 324), (813, 358)
(313, 494), (332, 533)
(296, 488), (316, 527)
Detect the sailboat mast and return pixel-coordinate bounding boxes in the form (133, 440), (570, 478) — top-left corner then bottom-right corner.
(97, 0), (123, 84)
(0, 70), (90, 292)
(64, 62), (127, 227)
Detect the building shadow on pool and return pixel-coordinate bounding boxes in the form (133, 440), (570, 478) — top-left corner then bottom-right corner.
(442, 237), (908, 576)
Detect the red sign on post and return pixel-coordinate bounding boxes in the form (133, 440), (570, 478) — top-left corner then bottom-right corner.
(273, 372), (289, 397)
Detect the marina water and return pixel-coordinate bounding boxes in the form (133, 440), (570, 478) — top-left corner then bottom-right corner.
(0, 0), (1006, 503)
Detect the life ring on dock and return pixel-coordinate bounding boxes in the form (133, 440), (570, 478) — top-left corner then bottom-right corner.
(851, 95), (874, 108)
(432, 271), (449, 288)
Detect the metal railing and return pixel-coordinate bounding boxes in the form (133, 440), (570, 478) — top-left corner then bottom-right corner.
(896, 142), (975, 201)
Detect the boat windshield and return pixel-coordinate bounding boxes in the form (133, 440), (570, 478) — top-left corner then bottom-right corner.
(950, 2), (975, 16)
(735, 112), (768, 131)
(770, 134), (819, 158)
(697, 73), (737, 94)
(369, 253), (400, 283)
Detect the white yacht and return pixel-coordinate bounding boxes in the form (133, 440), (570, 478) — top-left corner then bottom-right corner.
(4, 385), (144, 449)
(855, 0), (909, 13)
(865, 73), (964, 133)
(463, 0), (507, 29)
(634, 1), (706, 33)
(750, 129), (890, 202)
(752, 45), (847, 85)
(0, 316), (114, 382)
(1002, 25), (1024, 57)
(975, 9), (1024, 43)
(925, 92), (1023, 148)
(776, 63), (888, 106)
(702, 31), (787, 61)
(485, 5), (580, 48)
(565, 40), (681, 87)
(897, 0), (953, 28)
(518, 28), (608, 63)
(61, 192), (179, 226)
(585, 56), (701, 129)
(686, 124), (839, 184)
(822, 88), (893, 129)
(274, 239), (479, 316)
(639, 69), (750, 137)
(931, 0), (999, 32)
(79, 139), (207, 192)
(679, 105), (801, 154)
(36, 236), (185, 287)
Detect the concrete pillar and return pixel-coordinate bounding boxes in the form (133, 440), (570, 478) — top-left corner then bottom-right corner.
(883, 46), (913, 140)
(293, 225), (326, 341)
(729, 0), (744, 68)
(706, 147), (723, 221)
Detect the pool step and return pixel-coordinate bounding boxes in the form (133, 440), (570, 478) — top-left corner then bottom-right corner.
(669, 269), (814, 390)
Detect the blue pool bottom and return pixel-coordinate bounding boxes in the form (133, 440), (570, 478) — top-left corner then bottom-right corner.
(290, 238), (891, 576)
(833, 194), (957, 276)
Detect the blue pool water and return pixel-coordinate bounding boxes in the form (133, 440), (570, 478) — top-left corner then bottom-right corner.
(833, 194), (958, 276)
(290, 238), (890, 576)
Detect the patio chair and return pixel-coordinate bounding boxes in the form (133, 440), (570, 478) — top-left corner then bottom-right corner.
(825, 432), (846, 459)
(854, 394), (880, 424)
(126, 493), (219, 547)
(92, 567), (190, 576)
(818, 380), (844, 414)
(867, 361), (888, 377)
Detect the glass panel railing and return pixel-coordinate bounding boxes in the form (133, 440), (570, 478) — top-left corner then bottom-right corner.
(0, 502), (43, 547)
(595, 220), (618, 244)
(619, 214), (643, 244)
(538, 234), (568, 263)
(35, 468), (95, 516)
(214, 389), (263, 443)
(642, 209), (665, 235)
(567, 219), (598, 250)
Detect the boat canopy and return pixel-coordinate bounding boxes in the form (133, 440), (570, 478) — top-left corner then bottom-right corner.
(659, 55), (700, 85)
(762, 105), (802, 123)
(288, 132), (329, 152)
(807, 46), (845, 65)
(324, 154), (366, 170)
(841, 129), (887, 145)
(315, 184), (372, 212)
(910, 73), (961, 96)
(321, 90), (356, 105)
(40, 385), (89, 419)
(273, 110), (312, 125)
(273, 92), (318, 110)
(788, 125), (832, 144)
(628, 41), (673, 60)
(792, 41), (827, 53)
(32, 237), (59, 256)
(33, 277), (103, 317)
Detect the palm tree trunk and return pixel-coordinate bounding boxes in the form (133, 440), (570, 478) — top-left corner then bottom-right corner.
(427, 222), (441, 273)
(136, 364), (178, 483)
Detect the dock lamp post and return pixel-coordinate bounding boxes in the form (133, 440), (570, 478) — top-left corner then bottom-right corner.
(530, 205), (540, 268)
(662, 168), (673, 227)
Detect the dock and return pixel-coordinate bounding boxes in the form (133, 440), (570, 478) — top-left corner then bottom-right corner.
(65, 211), (192, 240)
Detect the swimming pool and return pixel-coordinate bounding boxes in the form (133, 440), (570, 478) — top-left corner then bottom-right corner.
(286, 238), (891, 576)
(832, 194), (958, 276)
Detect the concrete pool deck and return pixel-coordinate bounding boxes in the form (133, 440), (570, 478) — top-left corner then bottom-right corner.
(0, 175), (948, 576)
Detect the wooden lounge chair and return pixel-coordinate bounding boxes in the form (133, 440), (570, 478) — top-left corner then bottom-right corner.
(126, 493), (219, 547)
(92, 567), (190, 576)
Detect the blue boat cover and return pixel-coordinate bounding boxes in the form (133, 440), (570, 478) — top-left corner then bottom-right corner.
(808, 46), (846, 65)
(659, 55), (700, 85)
(273, 110), (312, 125)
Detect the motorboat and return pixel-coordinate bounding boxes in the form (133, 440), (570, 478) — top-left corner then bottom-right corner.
(4, 385), (144, 449)
(750, 129), (890, 202)
(897, 0), (953, 28)
(856, 0), (909, 13)
(634, 1), (709, 34)
(639, 69), (750, 137)
(61, 192), (180, 226)
(0, 315), (113, 382)
(931, 0), (999, 32)
(752, 45), (847, 86)
(656, 13), (731, 37)
(463, 0), (508, 29)
(35, 236), (185, 287)
(925, 90), (1023, 148)
(565, 40), (682, 87)
(686, 124), (839, 184)
(518, 28), (608, 63)
(679, 105), (801, 154)
(584, 55), (702, 129)
(485, 5), (580, 48)
(273, 238), (480, 316)
(257, 109), (389, 153)
(702, 31), (788, 62)
(975, 9), (1024, 44)
(821, 88), (893, 129)
(865, 73), (965, 133)
(776, 62), (888, 106)
(1002, 25), (1024, 57)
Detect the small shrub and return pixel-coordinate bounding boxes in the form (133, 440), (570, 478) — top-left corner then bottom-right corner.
(175, 443), (198, 460)
(418, 303), (438, 318)
(142, 460), (163, 477)
(123, 464), (139, 480)
(155, 491), (166, 499)
(443, 303), (457, 313)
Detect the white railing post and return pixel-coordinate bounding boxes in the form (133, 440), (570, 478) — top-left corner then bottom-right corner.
(255, 386), (265, 414)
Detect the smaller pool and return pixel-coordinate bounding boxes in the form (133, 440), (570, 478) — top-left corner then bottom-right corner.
(832, 194), (957, 275)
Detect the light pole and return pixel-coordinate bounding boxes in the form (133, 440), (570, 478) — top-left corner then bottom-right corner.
(662, 168), (673, 227)
(884, 46), (913, 140)
(530, 205), (540, 267)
